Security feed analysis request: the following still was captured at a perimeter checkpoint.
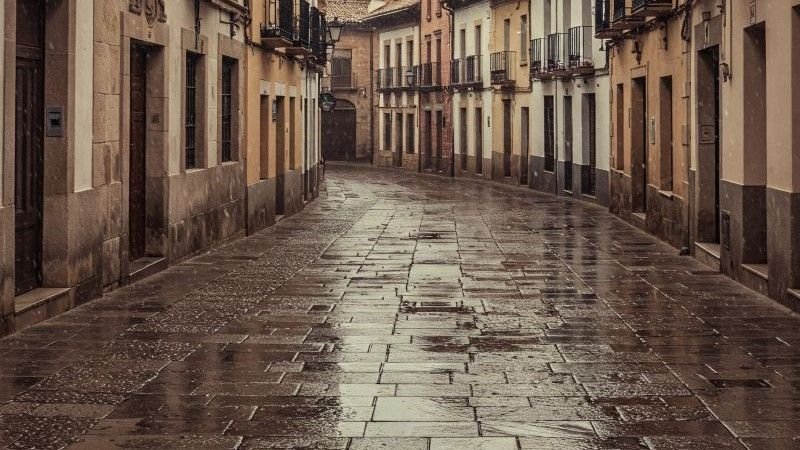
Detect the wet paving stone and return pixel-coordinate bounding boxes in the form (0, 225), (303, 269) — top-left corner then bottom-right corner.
(1, 165), (799, 448)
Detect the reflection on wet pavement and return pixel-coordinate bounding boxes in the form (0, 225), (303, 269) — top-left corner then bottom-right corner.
(1, 164), (799, 449)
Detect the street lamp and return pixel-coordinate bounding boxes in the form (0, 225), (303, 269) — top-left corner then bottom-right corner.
(405, 67), (416, 87)
(327, 17), (344, 44)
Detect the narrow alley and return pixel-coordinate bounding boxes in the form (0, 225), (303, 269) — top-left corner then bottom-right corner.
(0, 165), (798, 449)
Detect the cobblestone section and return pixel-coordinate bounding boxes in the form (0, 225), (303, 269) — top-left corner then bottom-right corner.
(0, 164), (799, 449)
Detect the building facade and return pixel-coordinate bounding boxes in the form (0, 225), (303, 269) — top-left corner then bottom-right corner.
(488, 0), (531, 183)
(1, 0), (325, 336)
(529, 0), (609, 204)
(369, 0), (421, 171)
(451, 0), (492, 178)
(418, 0), (453, 174)
(245, 0), (325, 233)
(321, 0), (374, 162)
(690, 0), (800, 310)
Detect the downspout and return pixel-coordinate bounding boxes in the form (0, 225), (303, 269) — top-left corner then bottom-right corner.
(370, 27), (376, 163)
(442, 1), (455, 177)
(553, 0), (558, 196)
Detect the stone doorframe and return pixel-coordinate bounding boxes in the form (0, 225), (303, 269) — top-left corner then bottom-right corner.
(2, 0), (79, 309)
(119, 13), (169, 278)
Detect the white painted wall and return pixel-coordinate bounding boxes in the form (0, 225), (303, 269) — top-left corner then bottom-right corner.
(378, 24), (419, 154)
(74, 0), (93, 192)
(529, 0), (609, 174)
(452, 0), (491, 162)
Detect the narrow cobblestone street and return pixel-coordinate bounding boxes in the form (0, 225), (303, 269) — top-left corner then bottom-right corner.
(0, 164), (798, 449)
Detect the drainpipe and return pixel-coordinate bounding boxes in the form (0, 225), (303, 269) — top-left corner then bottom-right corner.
(443, 1), (455, 178)
(370, 27), (376, 164)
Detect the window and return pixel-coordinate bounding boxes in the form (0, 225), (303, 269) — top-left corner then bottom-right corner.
(426, 0), (431, 20)
(475, 25), (481, 55)
(221, 57), (236, 163)
(503, 19), (510, 51)
(520, 15), (528, 63)
(331, 49), (353, 88)
(185, 52), (200, 169)
(406, 113), (415, 154)
(436, 0), (442, 16)
(384, 113), (392, 151)
(406, 41), (413, 67)
(459, 29), (466, 59)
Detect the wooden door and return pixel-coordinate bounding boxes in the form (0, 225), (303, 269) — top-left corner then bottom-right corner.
(424, 111), (432, 170)
(15, 0), (46, 295)
(564, 96), (573, 191)
(503, 100), (511, 177)
(129, 45), (148, 261)
(520, 107), (529, 185)
(435, 111), (443, 171)
(275, 97), (286, 215)
(322, 107), (356, 161)
(475, 108), (483, 174)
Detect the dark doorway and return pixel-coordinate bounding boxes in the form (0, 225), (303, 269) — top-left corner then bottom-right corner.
(424, 111), (432, 170)
(435, 110), (443, 171)
(659, 77), (673, 192)
(321, 101), (356, 161)
(697, 47), (721, 243)
(563, 96), (573, 192)
(15, 0), (46, 295)
(631, 76), (647, 214)
(459, 108), (467, 171)
(129, 44), (148, 261)
(544, 96), (555, 172)
(475, 107), (483, 174)
(520, 107), (529, 185)
(502, 100), (512, 177)
(583, 93), (597, 195)
(395, 112), (403, 166)
(275, 96), (286, 215)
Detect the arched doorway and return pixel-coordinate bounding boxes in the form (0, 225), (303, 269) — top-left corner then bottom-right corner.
(322, 99), (356, 161)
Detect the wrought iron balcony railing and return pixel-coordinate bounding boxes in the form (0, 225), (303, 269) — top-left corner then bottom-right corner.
(451, 56), (482, 86)
(632, 0), (673, 16)
(530, 38), (543, 77)
(490, 51), (515, 85)
(465, 55), (481, 83)
(567, 26), (594, 73)
(417, 62), (442, 88)
(545, 33), (567, 72)
(262, 0), (294, 41)
(330, 73), (357, 90)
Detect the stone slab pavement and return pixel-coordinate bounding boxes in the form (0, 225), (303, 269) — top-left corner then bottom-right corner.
(0, 164), (799, 449)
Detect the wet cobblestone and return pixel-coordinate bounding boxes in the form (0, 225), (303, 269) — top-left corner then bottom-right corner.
(0, 164), (799, 449)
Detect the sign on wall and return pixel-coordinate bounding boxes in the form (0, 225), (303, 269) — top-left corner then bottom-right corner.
(320, 93), (337, 113)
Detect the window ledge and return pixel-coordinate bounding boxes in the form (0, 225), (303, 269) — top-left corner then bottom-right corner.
(658, 190), (674, 199)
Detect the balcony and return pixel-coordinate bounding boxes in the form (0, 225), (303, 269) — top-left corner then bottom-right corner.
(631, 0), (673, 17)
(611, 1), (646, 30)
(310, 10), (327, 64)
(451, 56), (482, 89)
(566, 26), (594, 76)
(545, 33), (568, 76)
(594, 0), (620, 38)
(261, 0), (317, 55)
(529, 38), (543, 78)
(490, 51), (515, 86)
(329, 73), (357, 91)
(376, 68), (396, 90)
(417, 62), (442, 89)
